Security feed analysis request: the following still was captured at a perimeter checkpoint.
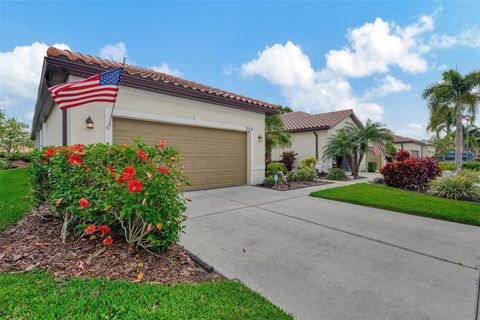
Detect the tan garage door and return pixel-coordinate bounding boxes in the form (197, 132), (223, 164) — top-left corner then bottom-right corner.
(113, 118), (247, 190)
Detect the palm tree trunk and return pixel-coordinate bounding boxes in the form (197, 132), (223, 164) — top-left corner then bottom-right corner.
(455, 105), (463, 171)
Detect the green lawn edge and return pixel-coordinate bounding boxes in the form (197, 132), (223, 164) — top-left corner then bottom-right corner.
(0, 167), (32, 230)
(0, 271), (293, 320)
(310, 183), (480, 227)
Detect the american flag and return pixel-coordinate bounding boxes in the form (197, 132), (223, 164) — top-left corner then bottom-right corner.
(372, 143), (384, 156)
(48, 68), (123, 110)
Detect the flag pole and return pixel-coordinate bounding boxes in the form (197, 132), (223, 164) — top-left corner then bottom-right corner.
(106, 57), (126, 130)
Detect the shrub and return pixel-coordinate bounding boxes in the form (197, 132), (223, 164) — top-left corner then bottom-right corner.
(367, 162), (377, 172)
(429, 175), (480, 200)
(327, 168), (346, 181)
(295, 167), (317, 181)
(281, 151), (297, 171)
(30, 142), (188, 252)
(266, 162), (287, 176)
(0, 159), (15, 170)
(462, 161), (480, 171)
(300, 156), (317, 169)
(396, 149), (410, 161)
(380, 157), (440, 187)
(262, 175), (275, 187)
(20, 152), (34, 162)
(458, 169), (480, 183)
(287, 171), (299, 182)
(439, 161), (455, 171)
(7, 151), (21, 161)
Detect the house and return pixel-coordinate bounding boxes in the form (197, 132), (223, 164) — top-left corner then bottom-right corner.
(31, 47), (277, 190)
(271, 109), (367, 172)
(391, 135), (435, 157)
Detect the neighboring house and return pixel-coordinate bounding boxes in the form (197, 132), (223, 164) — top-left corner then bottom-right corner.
(366, 134), (436, 172)
(271, 109), (366, 172)
(31, 47), (277, 190)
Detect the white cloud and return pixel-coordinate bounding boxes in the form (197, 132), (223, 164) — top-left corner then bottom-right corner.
(100, 42), (127, 61)
(430, 25), (480, 49)
(151, 63), (183, 77)
(436, 64), (448, 71)
(395, 122), (429, 140)
(0, 42), (70, 119)
(241, 41), (315, 87)
(363, 75), (411, 99)
(325, 15), (434, 77)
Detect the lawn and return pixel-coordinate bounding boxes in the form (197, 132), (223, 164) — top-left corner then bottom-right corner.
(310, 183), (480, 227)
(0, 271), (292, 320)
(0, 168), (32, 230)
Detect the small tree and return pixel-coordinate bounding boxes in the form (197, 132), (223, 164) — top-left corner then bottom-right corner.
(0, 117), (31, 153)
(432, 133), (455, 161)
(323, 129), (356, 172)
(265, 115), (291, 164)
(281, 151), (297, 171)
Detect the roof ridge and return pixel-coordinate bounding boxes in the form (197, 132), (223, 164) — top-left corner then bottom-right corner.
(46, 47), (276, 110)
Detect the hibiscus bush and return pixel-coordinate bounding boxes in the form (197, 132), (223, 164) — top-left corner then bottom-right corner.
(30, 141), (189, 252)
(380, 157), (440, 188)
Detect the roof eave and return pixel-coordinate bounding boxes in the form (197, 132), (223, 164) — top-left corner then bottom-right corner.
(287, 126), (330, 133)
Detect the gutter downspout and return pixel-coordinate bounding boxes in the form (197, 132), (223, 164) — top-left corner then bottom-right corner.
(313, 131), (318, 160)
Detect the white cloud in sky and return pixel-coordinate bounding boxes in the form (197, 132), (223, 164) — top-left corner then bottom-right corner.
(430, 25), (480, 49)
(0, 42), (70, 122)
(151, 63), (183, 77)
(395, 122), (430, 140)
(99, 42), (127, 61)
(363, 75), (411, 99)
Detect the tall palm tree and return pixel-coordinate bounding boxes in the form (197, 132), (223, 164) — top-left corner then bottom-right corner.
(427, 104), (456, 135)
(345, 120), (393, 176)
(322, 129), (356, 171)
(423, 70), (480, 170)
(265, 114), (291, 164)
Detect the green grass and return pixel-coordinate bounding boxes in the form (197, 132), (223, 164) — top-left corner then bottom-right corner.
(0, 271), (292, 320)
(0, 168), (32, 230)
(310, 183), (480, 226)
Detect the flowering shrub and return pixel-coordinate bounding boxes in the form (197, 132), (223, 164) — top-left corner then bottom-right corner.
(380, 157), (440, 188)
(30, 142), (189, 252)
(396, 149), (411, 161)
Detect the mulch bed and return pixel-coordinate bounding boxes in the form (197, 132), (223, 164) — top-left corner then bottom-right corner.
(258, 179), (333, 191)
(0, 206), (222, 284)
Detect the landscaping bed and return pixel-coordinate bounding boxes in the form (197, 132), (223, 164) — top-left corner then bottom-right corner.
(0, 206), (221, 284)
(311, 183), (480, 226)
(258, 179), (332, 191)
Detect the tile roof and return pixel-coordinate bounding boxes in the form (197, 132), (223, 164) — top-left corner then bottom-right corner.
(46, 47), (277, 111)
(391, 134), (429, 145)
(280, 109), (356, 132)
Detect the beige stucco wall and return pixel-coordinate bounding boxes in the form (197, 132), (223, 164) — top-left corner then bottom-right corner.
(45, 102), (63, 146)
(395, 142), (435, 158)
(47, 75), (266, 184)
(272, 115), (367, 172)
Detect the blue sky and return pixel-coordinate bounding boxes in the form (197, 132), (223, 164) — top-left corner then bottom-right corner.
(1, 1), (479, 139)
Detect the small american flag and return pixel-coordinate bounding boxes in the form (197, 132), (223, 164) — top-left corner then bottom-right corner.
(48, 68), (123, 110)
(372, 143), (384, 156)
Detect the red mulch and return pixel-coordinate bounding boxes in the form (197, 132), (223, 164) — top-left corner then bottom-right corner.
(0, 206), (222, 284)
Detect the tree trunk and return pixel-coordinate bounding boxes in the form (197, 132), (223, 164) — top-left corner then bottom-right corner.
(455, 106), (463, 171)
(353, 152), (365, 177)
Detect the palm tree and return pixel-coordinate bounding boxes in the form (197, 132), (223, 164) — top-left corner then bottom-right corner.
(345, 120), (393, 176)
(265, 114), (291, 164)
(423, 70), (480, 170)
(427, 104), (456, 135)
(432, 132), (455, 161)
(322, 129), (356, 171)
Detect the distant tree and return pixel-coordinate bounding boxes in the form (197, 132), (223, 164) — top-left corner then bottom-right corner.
(0, 117), (31, 153)
(275, 105), (293, 114)
(265, 115), (292, 164)
(423, 69), (480, 170)
(432, 132), (455, 161)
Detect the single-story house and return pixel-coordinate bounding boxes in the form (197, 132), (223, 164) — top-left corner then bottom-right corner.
(31, 47), (277, 190)
(271, 109), (367, 172)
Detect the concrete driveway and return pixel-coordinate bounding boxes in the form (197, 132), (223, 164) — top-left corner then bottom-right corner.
(180, 184), (480, 320)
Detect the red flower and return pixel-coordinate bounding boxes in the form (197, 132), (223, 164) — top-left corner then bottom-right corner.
(121, 166), (136, 181)
(137, 149), (148, 161)
(44, 148), (55, 157)
(127, 179), (144, 193)
(98, 225), (111, 234)
(78, 198), (89, 209)
(103, 236), (113, 246)
(106, 166), (115, 172)
(84, 224), (96, 235)
(69, 144), (84, 154)
(68, 153), (83, 166)
(156, 166), (170, 175)
(157, 140), (166, 148)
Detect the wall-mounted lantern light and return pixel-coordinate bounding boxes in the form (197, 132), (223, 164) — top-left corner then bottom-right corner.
(258, 135), (264, 142)
(86, 116), (94, 129)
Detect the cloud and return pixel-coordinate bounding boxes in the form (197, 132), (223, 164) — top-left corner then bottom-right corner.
(0, 42), (70, 120)
(430, 25), (480, 49)
(436, 64), (448, 71)
(363, 75), (411, 99)
(395, 122), (429, 140)
(151, 63), (183, 77)
(100, 42), (127, 61)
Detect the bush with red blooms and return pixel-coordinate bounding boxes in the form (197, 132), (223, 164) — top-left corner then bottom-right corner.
(380, 157), (441, 188)
(30, 141), (189, 251)
(395, 149), (411, 161)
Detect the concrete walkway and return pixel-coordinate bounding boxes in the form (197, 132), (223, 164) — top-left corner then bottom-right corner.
(181, 182), (480, 320)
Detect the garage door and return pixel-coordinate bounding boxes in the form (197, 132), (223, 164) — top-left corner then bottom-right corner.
(113, 118), (247, 190)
